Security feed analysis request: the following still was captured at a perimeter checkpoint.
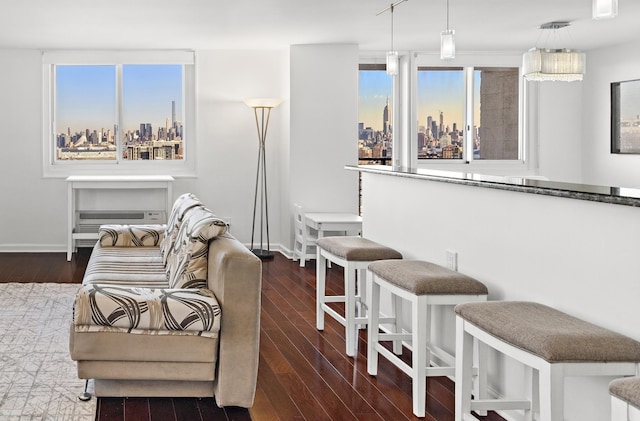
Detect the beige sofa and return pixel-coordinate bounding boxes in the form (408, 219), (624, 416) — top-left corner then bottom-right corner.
(69, 193), (262, 408)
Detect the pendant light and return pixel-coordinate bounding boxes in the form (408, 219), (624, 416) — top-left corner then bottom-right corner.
(593, 0), (618, 19)
(522, 21), (585, 82)
(377, 0), (408, 76)
(440, 0), (455, 60)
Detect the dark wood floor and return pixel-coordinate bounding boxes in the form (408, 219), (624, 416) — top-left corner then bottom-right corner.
(0, 249), (505, 421)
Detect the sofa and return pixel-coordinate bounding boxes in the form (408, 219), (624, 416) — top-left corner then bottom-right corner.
(69, 193), (262, 408)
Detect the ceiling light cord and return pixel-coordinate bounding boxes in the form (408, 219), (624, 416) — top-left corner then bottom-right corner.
(390, 3), (394, 52)
(446, 0), (450, 31)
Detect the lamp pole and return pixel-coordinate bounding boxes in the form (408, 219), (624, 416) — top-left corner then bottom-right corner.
(245, 98), (282, 260)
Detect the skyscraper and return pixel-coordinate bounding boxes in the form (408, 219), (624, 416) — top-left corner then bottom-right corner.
(383, 97), (391, 136)
(172, 100), (176, 126)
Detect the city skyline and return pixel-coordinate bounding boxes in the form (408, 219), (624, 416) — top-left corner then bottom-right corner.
(55, 64), (183, 135)
(359, 69), (482, 132)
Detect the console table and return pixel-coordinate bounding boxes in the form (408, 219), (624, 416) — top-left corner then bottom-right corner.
(304, 212), (363, 239)
(66, 175), (174, 261)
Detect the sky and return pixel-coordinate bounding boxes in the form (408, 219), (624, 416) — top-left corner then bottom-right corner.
(358, 71), (392, 131)
(55, 64), (183, 135)
(359, 69), (481, 132)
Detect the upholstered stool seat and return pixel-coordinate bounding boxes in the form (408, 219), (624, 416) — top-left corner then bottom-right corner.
(610, 376), (640, 420)
(455, 301), (640, 421)
(315, 236), (402, 357)
(367, 260), (488, 418)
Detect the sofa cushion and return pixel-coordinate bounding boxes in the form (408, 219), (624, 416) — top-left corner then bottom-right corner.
(74, 284), (221, 338)
(160, 193), (203, 265)
(83, 243), (168, 288)
(166, 206), (228, 289)
(99, 224), (165, 247)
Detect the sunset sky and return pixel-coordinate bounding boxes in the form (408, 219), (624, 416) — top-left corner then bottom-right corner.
(359, 69), (481, 133)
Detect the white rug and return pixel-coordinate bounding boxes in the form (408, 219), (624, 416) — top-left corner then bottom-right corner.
(0, 283), (96, 420)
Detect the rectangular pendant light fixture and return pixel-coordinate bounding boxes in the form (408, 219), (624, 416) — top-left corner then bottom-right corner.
(593, 0), (618, 19)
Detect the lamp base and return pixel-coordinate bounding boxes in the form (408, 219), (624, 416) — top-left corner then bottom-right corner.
(251, 248), (275, 260)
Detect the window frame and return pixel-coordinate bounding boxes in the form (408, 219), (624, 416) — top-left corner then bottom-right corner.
(409, 52), (537, 173)
(358, 62), (394, 166)
(42, 50), (197, 178)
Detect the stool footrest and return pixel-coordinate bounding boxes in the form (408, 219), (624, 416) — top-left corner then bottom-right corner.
(379, 332), (411, 342)
(375, 343), (458, 378)
(322, 305), (346, 326)
(425, 366), (456, 377)
(376, 344), (412, 377)
(377, 316), (396, 324)
(470, 399), (531, 412)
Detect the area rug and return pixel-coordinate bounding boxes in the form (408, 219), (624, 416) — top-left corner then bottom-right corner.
(0, 283), (96, 420)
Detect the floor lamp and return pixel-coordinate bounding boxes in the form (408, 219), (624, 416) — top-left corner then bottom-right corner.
(245, 98), (282, 260)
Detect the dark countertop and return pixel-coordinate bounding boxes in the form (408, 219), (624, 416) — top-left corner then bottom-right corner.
(346, 165), (640, 208)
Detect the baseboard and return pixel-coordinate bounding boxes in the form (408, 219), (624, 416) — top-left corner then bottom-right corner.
(0, 244), (66, 253)
(240, 242), (294, 260)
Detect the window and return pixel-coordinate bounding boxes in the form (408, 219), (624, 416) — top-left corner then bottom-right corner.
(416, 66), (519, 162)
(358, 64), (393, 165)
(417, 67), (465, 160)
(358, 54), (527, 171)
(43, 51), (195, 177)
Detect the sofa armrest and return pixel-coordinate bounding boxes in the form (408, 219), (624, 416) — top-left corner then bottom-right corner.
(99, 224), (166, 247)
(206, 234), (262, 408)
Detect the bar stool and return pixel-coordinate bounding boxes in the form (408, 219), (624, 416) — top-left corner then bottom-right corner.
(455, 301), (640, 421)
(367, 259), (488, 418)
(316, 236), (402, 357)
(610, 376), (640, 420)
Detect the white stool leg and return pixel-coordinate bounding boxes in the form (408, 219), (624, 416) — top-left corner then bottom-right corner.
(392, 294), (403, 355)
(473, 339), (488, 417)
(412, 295), (428, 418)
(356, 267), (367, 328)
(532, 368), (540, 420)
(345, 263), (357, 357)
(299, 236), (306, 267)
(523, 364), (534, 421)
(316, 249), (326, 330)
(367, 274), (380, 375)
(455, 317), (474, 421)
(539, 363), (564, 421)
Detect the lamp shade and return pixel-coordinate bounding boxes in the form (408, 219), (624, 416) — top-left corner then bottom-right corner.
(244, 98), (283, 108)
(593, 0), (618, 19)
(386, 51), (399, 75)
(440, 29), (455, 60)
(522, 48), (585, 82)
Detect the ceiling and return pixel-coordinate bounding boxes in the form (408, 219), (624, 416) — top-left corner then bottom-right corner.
(3, 0), (639, 53)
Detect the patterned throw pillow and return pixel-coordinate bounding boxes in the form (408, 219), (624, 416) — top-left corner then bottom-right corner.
(99, 224), (166, 247)
(160, 193), (203, 264)
(165, 206), (228, 289)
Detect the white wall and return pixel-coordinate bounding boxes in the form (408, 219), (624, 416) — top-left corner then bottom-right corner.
(0, 49), (291, 252)
(582, 39), (640, 188)
(186, 49), (289, 249)
(361, 170), (640, 421)
(0, 45), (360, 255)
(289, 44), (360, 236)
(0, 50), (67, 251)
(535, 81), (584, 183)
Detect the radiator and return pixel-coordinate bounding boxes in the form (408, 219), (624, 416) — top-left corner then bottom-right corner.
(74, 210), (166, 246)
